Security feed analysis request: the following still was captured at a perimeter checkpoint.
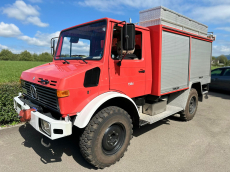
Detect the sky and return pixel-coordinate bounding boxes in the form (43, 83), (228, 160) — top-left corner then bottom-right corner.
(0, 0), (230, 56)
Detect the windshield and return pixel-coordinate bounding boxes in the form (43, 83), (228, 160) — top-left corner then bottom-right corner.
(55, 20), (107, 61)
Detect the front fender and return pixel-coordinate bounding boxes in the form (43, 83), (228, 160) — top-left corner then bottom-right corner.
(73, 91), (138, 128)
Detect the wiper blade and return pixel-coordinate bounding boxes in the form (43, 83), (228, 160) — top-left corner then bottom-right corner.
(63, 59), (70, 64)
(81, 57), (88, 64)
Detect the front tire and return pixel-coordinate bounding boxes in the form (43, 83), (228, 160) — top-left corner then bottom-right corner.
(79, 106), (133, 169)
(180, 88), (198, 121)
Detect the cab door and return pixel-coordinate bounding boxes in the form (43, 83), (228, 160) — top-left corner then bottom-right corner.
(109, 25), (146, 98)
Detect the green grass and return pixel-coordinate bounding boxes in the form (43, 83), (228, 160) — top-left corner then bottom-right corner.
(211, 66), (220, 70)
(0, 61), (46, 83)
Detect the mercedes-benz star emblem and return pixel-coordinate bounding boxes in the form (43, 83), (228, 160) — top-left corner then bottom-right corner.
(30, 85), (37, 99)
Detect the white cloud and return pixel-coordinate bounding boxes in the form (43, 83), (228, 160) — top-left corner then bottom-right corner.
(213, 45), (230, 56)
(78, 0), (173, 13)
(27, 16), (48, 27)
(2, 0), (48, 27)
(201, 0), (230, 5)
(216, 27), (230, 32)
(28, 0), (42, 3)
(0, 22), (21, 37)
(0, 44), (23, 54)
(191, 5), (230, 23)
(18, 31), (60, 46)
(2, 0), (39, 20)
(0, 44), (9, 50)
(62, 38), (90, 55)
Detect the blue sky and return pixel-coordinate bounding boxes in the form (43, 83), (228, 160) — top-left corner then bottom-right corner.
(0, 0), (229, 56)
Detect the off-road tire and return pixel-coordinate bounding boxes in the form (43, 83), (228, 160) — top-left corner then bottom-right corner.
(180, 88), (198, 121)
(79, 106), (133, 169)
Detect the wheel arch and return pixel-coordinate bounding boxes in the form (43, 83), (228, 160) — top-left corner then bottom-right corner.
(191, 82), (202, 102)
(73, 92), (139, 128)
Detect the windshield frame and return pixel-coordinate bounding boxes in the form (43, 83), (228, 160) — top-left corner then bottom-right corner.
(54, 19), (107, 61)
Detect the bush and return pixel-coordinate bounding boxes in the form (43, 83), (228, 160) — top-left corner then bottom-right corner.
(37, 52), (53, 62)
(19, 50), (33, 61)
(0, 49), (53, 62)
(0, 49), (14, 61)
(0, 83), (21, 125)
(11, 54), (20, 61)
(32, 53), (39, 61)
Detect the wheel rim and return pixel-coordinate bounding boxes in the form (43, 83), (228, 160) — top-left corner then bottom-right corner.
(102, 123), (126, 155)
(189, 96), (196, 114)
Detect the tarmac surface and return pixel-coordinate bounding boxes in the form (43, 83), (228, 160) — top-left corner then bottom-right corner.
(0, 90), (230, 172)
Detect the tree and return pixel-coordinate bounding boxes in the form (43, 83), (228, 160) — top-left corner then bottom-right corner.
(212, 56), (216, 61)
(0, 49), (13, 60)
(38, 52), (53, 62)
(216, 55), (228, 65)
(227, 60), (230, 66)
(19, 50), (33, 61)
(32, 53), (39, 61)
(11, 54), (20, 61)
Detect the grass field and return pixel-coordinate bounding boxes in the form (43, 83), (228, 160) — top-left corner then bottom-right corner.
(0, 61), (47, 83)
(211, 66), (220, 70)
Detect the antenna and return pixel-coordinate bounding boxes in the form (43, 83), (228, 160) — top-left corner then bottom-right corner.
(129, 18), (132, 23)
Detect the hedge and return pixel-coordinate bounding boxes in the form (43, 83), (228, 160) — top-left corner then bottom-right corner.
(0, 49), (53, 62)
(0, 83), (21, 125)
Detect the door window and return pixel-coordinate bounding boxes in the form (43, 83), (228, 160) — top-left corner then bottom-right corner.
(223, 69), (230, 76)
(111, 26), (142, 60)
(211, 69), (223, 76)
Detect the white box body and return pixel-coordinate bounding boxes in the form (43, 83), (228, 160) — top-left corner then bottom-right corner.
(139, 6), (208, 37)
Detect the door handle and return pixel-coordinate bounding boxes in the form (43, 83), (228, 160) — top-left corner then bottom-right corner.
(139, 70), (145, 73)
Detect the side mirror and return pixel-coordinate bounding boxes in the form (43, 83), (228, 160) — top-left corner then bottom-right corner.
(122, 24), (135, 51)
(51, 37), (58, 56)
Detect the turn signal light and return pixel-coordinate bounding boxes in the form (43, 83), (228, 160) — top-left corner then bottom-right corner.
(57, 90), (70, 98)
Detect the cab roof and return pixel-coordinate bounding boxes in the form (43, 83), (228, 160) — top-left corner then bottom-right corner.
(61, 17), (149, 32)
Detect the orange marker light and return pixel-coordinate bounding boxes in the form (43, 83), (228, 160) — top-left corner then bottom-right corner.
(57, 90), (70, 98)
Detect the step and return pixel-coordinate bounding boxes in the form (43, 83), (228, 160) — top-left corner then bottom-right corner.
(139, 119), (149, 126)
(139, 105), (183, 124)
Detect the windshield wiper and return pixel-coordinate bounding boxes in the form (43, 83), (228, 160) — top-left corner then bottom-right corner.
(81, 57), (88, 64)
(63, 59), (70, 64)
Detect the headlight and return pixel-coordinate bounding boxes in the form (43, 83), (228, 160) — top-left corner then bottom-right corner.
(40, 119), (51, 136)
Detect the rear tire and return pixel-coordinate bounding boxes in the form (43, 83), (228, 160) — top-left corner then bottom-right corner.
(79, 106), (133, 169)
(180, 88), (198, 121)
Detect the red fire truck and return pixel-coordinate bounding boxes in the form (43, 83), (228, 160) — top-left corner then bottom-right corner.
(14, 6), (214, 168)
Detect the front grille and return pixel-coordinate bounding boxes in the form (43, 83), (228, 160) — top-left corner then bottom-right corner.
(22, 81), (59, 112)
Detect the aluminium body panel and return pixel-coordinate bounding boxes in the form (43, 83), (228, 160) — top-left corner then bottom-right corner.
(139, 6), (208, 37)
(161, 31), (190, 94)
(190, 38), (212, 84)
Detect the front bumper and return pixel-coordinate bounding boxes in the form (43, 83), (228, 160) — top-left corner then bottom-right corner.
(14, 95), (72, 140)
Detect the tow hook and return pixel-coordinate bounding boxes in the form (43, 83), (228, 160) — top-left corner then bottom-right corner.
(204, 93), (208, 99)
(41, 136), (51, 148)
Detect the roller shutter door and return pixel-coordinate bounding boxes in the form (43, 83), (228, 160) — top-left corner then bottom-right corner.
(161, 31), (190, 94)
(190, 38), (211, 80)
